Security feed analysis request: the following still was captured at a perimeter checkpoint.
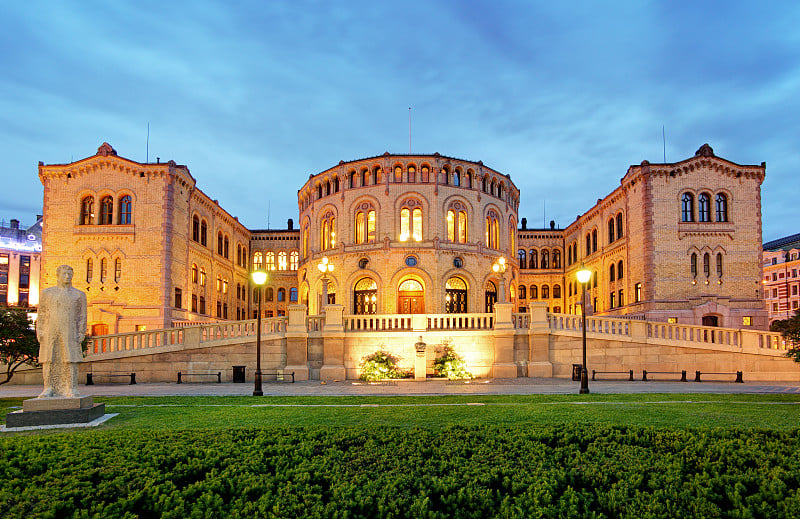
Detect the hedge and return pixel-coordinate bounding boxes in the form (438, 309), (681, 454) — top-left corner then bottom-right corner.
(2, 425), (800, 518)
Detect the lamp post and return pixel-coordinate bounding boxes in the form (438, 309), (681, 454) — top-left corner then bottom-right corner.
(491, 256), (507, 303)
(576, 265), (592, 394)
(251, 269), (267, 397)
(318, 257), (334, 310)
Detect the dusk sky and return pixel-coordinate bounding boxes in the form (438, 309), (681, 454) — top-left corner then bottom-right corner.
(2, 1), (798, 241)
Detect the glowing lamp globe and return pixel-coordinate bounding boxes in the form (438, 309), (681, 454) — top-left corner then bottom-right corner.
(251, 270), (267, 286)
(576, 268), (591, 284)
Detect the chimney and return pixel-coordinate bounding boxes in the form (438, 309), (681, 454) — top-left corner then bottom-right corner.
(287, 218), (294, 230)
(549, 220), (556, 230)
(521, 217), (527, 230)
(36, 214), (42, 221)
(10, 219), (19, 229)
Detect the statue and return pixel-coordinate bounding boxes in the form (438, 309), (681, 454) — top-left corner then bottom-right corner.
(36, 265), (87, 399)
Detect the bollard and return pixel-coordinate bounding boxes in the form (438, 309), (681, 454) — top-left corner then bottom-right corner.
(130, 373), (137, 385)
(86, 373), (94, 385)
(735, 371), (744, 383)
(177, 372), (183, 384)
(591, 370), (596, 381)
(628, 370), (634, 381)
(695, 370), (702, 382)
(680, 370), (687, 382)
(642, 370), (648, 381)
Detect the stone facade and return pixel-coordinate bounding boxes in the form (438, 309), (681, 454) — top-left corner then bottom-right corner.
(762, 233), (800, 324)
(0, 216), (42, 308)
(39, 142), (767, 337)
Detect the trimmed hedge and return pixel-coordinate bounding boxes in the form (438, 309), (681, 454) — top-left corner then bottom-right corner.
(2, 425), (800, 518)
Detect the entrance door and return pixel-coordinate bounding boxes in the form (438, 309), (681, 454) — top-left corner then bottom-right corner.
(702, 315), (719, 327)
(445, 277), (467, 313)
(398, 279), (425, 314)
(91, 323), (109, 336)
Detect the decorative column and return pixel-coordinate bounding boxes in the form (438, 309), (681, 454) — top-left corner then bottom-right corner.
(320, 304), (346, 380)
(526, 301), (552, 377)
(492, 302), (517, 378)
(284, 304), (310, 381)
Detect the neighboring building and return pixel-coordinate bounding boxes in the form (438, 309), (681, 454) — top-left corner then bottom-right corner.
(38, 142), (768, 334)
(0, 216), (42, 308)
(763, 233), (800, 324)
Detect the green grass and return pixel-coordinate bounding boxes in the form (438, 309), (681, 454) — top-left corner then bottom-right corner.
(3, 393), (800, 432)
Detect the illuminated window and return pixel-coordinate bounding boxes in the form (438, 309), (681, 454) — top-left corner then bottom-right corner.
(223, 279), (228, 294)
(530, 285), (538, 299)
(278, 251), (287, 270)
(114, 258), (121, 282)
(266, 252), (275, 270)
(742, 316), (752, 326)
(553, 249), (561, 268)
(320, 213), (336, 250)
(199, 267), (206, 286)
(253, 252), (263, 270)
(367, 210), (375, 243)
(447, 210), (455, 241)
(667, 317), (678, 324)
(118, 195), (132, 224)
(485, 211), (499, 249)
(86, 258), (93, 283)
(80, 196), (94, 225)
(303, 225), (309, 258)
(399, 202), (423, 241)
(635, 283), (642, 302)
(290, 251), (299, 270)
(99, 258), (107, 283)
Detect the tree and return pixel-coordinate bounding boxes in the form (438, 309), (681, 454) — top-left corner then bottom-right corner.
(771, 309), (800, 362)
(0, 307), (39, 385)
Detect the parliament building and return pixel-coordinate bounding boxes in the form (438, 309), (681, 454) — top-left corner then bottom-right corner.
(38, 142), (769, 336)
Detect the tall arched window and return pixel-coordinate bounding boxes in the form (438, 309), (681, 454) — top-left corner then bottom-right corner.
(118, 195), (132, 224)
(518, 284), (526, 299)
(80, 196), (94, 225)
(530, 285), (538, 299)
(609, 263), (616, 282)
(100, 258), (107, 283)
(278, 288), (286, 302)
(290, 287), (298, 302)
(592, 230), (597, 252)
(608, 218), (615, 244)
(485, 211), (499, 249)
(541, 249), (549, 269)
(199, 267), (206, 286)
(517, 249), (526, 268)
(114, 258), (122, 282)
(408, 166), (416, 183)
(552, 249), (561, 269)
(715, 193), (728, 222)
(217, 232), (224, 255)
(453, 169), (461, 186)
(586, 234), (591, 256)
(278, 251), (288, 270)
(86, 258), (93, 283)
(446, 203), (468, 243)
(200, 220), (207, 246)
(355, 211), (365, 244)
(253, 252), (263, 270)
(99, 196), (113, 225)
(192, 264), (198, 283)
(266, 252), (275, 270)
(691, 253), (698, 277)
(224, 237), (229, 259)
(553, 284), (561, 298)
(617, 260), (623, 279)
(716, 253), (723, 276)
(698, 193), (711, 222)
(542, 285), (550, 299)
(529, 250), (537, 269)
(302, 225), (309, 258)
(458, 211), (467, 243)
(681, 193), (694, 222)
(265, 287), (274, 302)
(320, 213), (336, 250)
(290, 251), (299, 270)
(192, 216), (200, 242)
(616, 213), (623, 240)
(399, 202), (423, 241)
(703, 253), (710, 277)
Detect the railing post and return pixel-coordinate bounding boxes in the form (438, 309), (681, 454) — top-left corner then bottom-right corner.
(320, 304), (346, 381)
(285, 304), (309, 381)
(526, 302), (552, 377)
(492, 302), (517, 378)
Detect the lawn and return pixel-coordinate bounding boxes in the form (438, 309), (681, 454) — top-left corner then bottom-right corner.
(2, 394), (800, 518)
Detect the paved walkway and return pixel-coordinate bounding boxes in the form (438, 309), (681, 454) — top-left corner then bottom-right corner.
(2, 378), (799, 397)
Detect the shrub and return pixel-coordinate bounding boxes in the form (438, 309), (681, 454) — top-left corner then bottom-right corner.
(433, 345), (473, 380)
(358, 350), (410, 381)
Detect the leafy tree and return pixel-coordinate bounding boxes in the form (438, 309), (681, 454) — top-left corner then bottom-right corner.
(771, 309), (800, 362)
(0, 307), (39, 385)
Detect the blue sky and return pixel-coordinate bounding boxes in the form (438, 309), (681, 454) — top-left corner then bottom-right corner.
(1, 1), (798, 240)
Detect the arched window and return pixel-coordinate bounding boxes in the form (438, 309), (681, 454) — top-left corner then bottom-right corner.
(355, 211), (365, 244)
(541, 249), (549, 269)
(518, 249), (526, 268)
(349, 171), (356, 188)
(593, 272), (597, 289)
(698, 193), (711, 222)
(453, 169), (460, 186)
(716, 253), (723, 276)
(617, 260), (623, 279)
(616, 213), (623, 240)
(217, 232), (224, 255)
(265, 287), (274, 302)
(80, 196), (94, 225)
(192, 216), (200, 242)
(608, 218), (615, 244)
(408, 166), (416, 183)
(394, 166), (403, 183)
(485, 211), (499, 249)
(542, 285), (550, 299)
(278, 288), (286, 302)
(290, 287), (298, 302)
(553, 249), (561, 269)
(361, 168), (368, 186)
(200, 220), (207, 246)
(100, 258), (107, 283)
(445, 277), (467, 313)
(354, 277), (378, 315)
(192, 264), (198, 283)
(399, 202), (423, 241)
(421, 166), (430, 183)
(237, 244), (242, 266)
(703, 253), (710, 277)
(458, 211), (467, 243)
(253, 252), (263, 270)
(716, 193), (728, 222)
(609, 263), (616, 282)
(446, 204), (468, 243)
(266, 252), (275, 270)
(224, 237), (229, 259)
(320, 213), (336, 250)
(199, 267), (206, 286)
(86, 258), (93, 283)
(568, 283), (573, 297)
(518, 284), (526, 299)
(99, 196), (113, 225)
(530, 285), (538, 299)
(114, 258), (121, 282)
(681, 193), (694, 222)
(586, 234), (591, 256)
(592, 230), (597, 252)
(481, 176), (488, 192)
(553, 284), (561, 298)
(529, 250), (537, 269)
(691, 253), (697, 277)
(412, 208), (422, 241)
(278, 251), (287, 270)
(118, 195), (132, 224)
(290, 251), (299, 270)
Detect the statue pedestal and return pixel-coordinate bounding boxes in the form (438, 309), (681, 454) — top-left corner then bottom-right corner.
(5, 396), (105, 428)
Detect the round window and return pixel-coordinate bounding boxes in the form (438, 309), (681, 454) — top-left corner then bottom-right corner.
(405, 255), (418, 267)
(358, 257), (369, 269)
(453, 257), (463, 268)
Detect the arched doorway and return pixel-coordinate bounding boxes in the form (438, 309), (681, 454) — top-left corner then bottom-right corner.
(398, 279), (425, 314)
(702, 315), (719, 327)
(353, 278), (377, 315)
(484, 281), (497, 313)
(445, 277), (467, 313)
(91, 323), (109, 336)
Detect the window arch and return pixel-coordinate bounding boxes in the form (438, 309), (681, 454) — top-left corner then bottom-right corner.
(302, 224), (309, 258)
(703, 253), (710, 277)
(253, 252), (263, 270)
(265, 287), (274, 301)
(617, 260), (623, 280)
(541, 285), (550, 299)
(192, 215), (200, 242)
(200, 220), (207, 246)
(192, 264), (198, 283)
(553, 284), (561, 298)
(517, 249), (527, 268)
(445, 277), (467, 313)
(114, 258), (122, 282)
(278, 288), (286, 302)
(691, 253), (698, 277)
(266, 252), (275, 270)
(541, 249), (549, 269)
(224, 236), (229, 259)
(354, 204), (376, 244)
(290, 287), (298, 302)
(529, 249), (537, 269)
(217, 232), (224, 255)
(290, 251), (299, 270)
(278, 251), (288, 270)
(320, 212), (336, 250)
(616, 213), (623, 240)
(453, 169), (461, 186)
(86, 258), (93, 283)
(609, 263), (616, 282)
(608, 217), (615, 244)
(698, 193), (711, 222)
(399, 201), (423, 241)
(118, 195), (132, 224)
(716, 252), (723, 276)
(681, 193), (694, 222)
(485, 210), (500, 249)
(199, 267), (206, 286)
(408, 165), (416, 183)
(80, 196), (94, 225)
(552, 249), (561, 269)
(586, 234), (591, 256)
(354, 277), (378, 315)
(530, 285), (538, 299)
(518, 284), (526, 299)
(592, 230), (597, 252)
(715, 193), (728, 222)
(100, 196), (113, 225)
(446, 202), (468, 243)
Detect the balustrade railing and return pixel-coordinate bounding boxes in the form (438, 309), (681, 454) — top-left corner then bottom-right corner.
(647, 322), (739, 347)
(89, 328), (184, 355)
(307, 316), (325, 332)
(427, 313), (493, 330)
(512, 313), (529, 329)
(547, 313), (630, 336)
(757, 332), (794, 351)
(345, 315), (412, 331)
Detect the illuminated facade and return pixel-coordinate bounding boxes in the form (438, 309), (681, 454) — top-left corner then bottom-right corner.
(0, 217), (42, 308)
(762, 233), (800, 324)
(38, 142), (768, 334)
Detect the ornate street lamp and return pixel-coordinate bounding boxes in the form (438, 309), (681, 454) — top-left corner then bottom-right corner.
(492, 256), (507, 303)
(576, 265), (592, 394)
(318, 257), (334, 309)
(251, 269), (267, 397)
